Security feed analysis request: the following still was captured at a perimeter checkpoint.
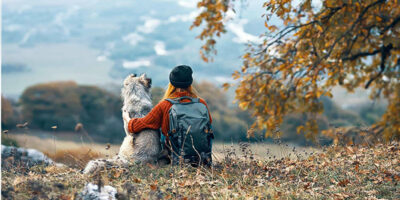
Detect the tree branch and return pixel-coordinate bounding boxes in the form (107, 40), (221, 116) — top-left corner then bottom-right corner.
(365, 43), (393, 89)
(323, 0), (385, 61)
(383, 15), (400, 32)
(342, 49), (381, 61)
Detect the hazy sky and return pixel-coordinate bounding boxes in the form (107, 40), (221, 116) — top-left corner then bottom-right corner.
(2, 0), (267, 98)
(2, 0), (378, 109)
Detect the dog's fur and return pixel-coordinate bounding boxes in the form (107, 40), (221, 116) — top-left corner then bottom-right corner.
(83, 74), (161, 174)
(118, 74), (161, 162)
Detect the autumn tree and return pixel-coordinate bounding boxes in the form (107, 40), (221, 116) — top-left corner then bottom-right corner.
(150, 87), (165, 106)
(1, 96), (17, 129)
(20, 81), (82, 130)
(20, 82), (124, 142)
(192, 0), (400, 140)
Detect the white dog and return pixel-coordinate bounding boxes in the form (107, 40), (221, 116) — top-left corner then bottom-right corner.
(83, 74), (161, 174)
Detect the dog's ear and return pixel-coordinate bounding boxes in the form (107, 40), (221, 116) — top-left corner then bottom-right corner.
(124, 74), (136, 86)
(145, 78), (152, 88)
(139, 73), (152, 88)
(139, 73), (146, 79)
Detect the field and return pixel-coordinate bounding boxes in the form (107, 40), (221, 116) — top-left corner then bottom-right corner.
(1, 132), (399, 199)
(4, 132), (317, 167)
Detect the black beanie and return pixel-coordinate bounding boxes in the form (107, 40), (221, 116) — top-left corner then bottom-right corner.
(169, 65), (193, 88)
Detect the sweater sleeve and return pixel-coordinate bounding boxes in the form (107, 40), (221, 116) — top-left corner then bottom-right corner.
(199, 98), (212, 124)
(128, 101), (165, 134)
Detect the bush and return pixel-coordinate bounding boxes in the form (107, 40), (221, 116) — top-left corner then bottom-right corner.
(351, 103), (387, 125)
(20, 81), (81, 130)
(151, 87), (165, 105)
(76, 85), (124, 142)
(1, 96), (18, 130)
(19, 81), (125, 143)
(278, 97), (364, 145)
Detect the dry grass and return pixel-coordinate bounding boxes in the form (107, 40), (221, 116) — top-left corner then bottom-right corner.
(8, 132), (318, 170)
(212, 142), (317, 161)
(7, 132), (120, 155)
(45, 147), (104, 169)
(8, 133), (120, 167)
(2, 137), (399, 199)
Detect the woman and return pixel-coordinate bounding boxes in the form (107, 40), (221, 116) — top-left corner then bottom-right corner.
(127, 65), (213, 165)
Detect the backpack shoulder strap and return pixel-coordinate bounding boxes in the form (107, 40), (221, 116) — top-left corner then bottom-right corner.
(165, 98), (179, 104)
(166, 96), (199, 104)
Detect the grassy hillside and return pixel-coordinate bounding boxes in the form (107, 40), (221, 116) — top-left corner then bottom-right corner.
(5, 132), (315, 166)
(2, 142), (399, 199)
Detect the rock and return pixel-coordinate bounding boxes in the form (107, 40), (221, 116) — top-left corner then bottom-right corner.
(1, 145), (54, 169)
(25, 148), (54, 164)
(80, 183), (117, 200)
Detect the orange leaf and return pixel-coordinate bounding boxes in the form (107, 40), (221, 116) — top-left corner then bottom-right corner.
(337, 179), (350, 187)
(222, 83), (230, 91)
(150, 184), (157, 191)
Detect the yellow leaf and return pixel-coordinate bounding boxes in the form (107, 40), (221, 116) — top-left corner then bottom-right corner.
(305, 92), (313, 99)
(258, 85), (266, 93)
(222, 83), (230, 91)
(239, 102), (249, 110)
(303, 77), (311, 82)
(232, 71), (241, 80)
(325, 91), (333, 98)
(316, 25), (323, 32)
(296, 126), (304, 134)
(316, 90), (323, 98)
(268, 25), (278, 32)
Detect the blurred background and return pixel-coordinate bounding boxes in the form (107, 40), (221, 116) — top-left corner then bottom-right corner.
(2, 0), (387, 150)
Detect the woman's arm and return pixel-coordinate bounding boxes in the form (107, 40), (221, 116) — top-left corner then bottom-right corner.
(128, 101), (165, 134)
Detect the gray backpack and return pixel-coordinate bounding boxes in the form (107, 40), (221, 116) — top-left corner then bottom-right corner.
(166, 96), (213, 166)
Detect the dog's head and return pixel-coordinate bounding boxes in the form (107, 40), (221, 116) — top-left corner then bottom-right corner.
(123, 73), (152, 92)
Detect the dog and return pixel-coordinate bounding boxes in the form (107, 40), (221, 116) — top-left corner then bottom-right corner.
(83, 74), (161, 174)
(118, 73), (161, 162)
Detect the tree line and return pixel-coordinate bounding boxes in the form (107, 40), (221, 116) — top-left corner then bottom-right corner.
(2, 80), (386, 145)
(2, 81), (124, 143)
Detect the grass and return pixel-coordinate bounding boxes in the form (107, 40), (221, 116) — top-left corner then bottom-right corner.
(46, 147), (104, 169)
(6, 131), (121, 155)
(7, 132), (317, 167)
(2, 133), (399, 199)
(1, 135), (19, 147)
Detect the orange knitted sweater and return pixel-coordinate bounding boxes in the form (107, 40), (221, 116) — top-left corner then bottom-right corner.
(128, 91), (212, 138)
